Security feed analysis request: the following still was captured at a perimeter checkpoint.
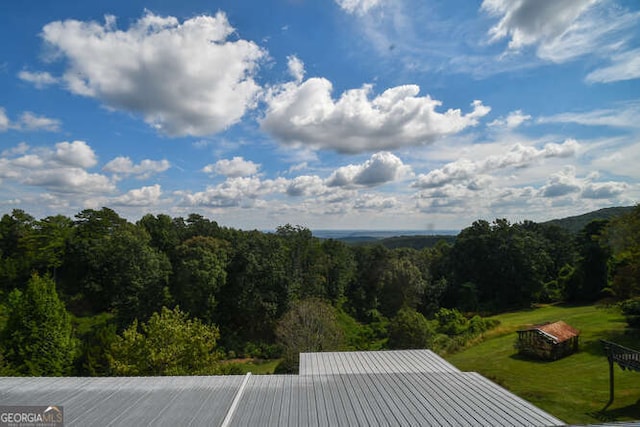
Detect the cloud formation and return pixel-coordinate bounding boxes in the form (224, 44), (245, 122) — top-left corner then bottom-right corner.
(0, 141), (113, 194)
(0, 107), (61, 132)
(103, 156), (170, 179)
(202, 157), (260, 178)
(482, 0), (597, 50)
(262, 77), (490, 153)
(414, 139), (579, 189)
(40, 11), (265, 136)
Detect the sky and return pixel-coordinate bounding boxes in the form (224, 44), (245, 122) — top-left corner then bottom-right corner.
(0, 0), (639, 232)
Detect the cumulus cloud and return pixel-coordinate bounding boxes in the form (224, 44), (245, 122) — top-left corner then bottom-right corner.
(262, 75), (490, 153)
(103, 156), (170, 179)
(55, 141), (97, 168)
(19, 112), (61, 132)
(326, 152), (412, 187)
(482, 0), (597, 50)
(112, 184), (163, 206)
(581, 181), (628, 199)
(18, 70), (58, 88)
(488, 110), (531, 129)
(24, 168), (114, 194)
(41, 11), (265, 137)
(482, 0), (640, 82)
(335, 0), (384, 15)
(0, 107), (61, 132)
(0, 141), (114, 195)
(539, 166), (628, 199)
(413, 139), (579, 188)
(177, 177), (288, 208)
(286, 175), (326, 197)
(539, 167), (582, 197)
(202, 157), (259, 178)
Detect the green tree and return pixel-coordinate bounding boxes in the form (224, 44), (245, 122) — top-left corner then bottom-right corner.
(605, 206), (640, 299)
(109, 306), (221, 376)
(276, 298), (344, 373)
(64, 214), (171, 324)
(379, 257), (425, 317)
(388, 307), (435, 349)
(172, 236), (229, 321)
(2, 274), (76, 375)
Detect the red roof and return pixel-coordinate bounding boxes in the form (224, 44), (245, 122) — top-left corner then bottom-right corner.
(525, 321), (580, 343)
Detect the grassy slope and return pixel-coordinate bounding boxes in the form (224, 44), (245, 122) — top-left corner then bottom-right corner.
(446, 304), (640, 425)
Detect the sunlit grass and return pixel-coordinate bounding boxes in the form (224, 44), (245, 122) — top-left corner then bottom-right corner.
(446, 304), (640, 425)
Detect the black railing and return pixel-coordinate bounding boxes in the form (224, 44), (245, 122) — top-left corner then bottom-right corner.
(600, 340), (640, 409)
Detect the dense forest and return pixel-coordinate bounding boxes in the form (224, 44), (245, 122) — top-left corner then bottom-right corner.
(0, 205), (638, 376)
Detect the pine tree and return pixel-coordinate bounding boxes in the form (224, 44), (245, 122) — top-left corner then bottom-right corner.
(2, 274), (76, 375)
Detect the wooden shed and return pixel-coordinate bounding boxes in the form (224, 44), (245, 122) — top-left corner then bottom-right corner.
(516, 321), (580, 360)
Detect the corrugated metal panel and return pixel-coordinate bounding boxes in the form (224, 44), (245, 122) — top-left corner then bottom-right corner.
(0, 351), (563, 426)
(299, 349), (461, 375)
(0, 376), (244, 426)
(225, 372), (563, 426)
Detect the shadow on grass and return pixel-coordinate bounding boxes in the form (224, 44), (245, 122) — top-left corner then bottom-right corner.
(581, 330), (640, 357)
(588, 398), (640, 424)
(508, 353), (554, 364)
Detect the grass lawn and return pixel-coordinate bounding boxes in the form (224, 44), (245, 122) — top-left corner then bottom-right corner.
(446, 304), (640, 425)
(222, 358), (281, 375)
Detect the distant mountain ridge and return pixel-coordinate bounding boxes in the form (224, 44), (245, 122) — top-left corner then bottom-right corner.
(313, 206), (635, 249)
(542, 206), (635, 234)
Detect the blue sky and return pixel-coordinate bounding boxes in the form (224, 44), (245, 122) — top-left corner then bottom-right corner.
(0, 0), (639, 231)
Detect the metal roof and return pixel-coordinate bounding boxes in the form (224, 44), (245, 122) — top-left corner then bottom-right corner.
(300, 349), (460, 375)
(0, 350), (564, 426)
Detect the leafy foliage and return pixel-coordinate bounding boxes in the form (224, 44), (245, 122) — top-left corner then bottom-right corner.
(109, 306), (221, 376)
(2, 274), (76, 375)
(276, 298), (343, 372)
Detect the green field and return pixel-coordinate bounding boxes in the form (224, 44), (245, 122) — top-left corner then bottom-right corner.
(446, 304), (640, 425)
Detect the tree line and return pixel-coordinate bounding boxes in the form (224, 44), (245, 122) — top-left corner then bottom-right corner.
(0, 205), (638, 375)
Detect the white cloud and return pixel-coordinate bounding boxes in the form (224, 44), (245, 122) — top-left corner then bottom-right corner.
(488, 110), (531, 129)
(482, 0), (640, 83)
(286, 175), (327, 196)
(24, 168), (114, 194)
(41, 11), (265, 137)
(103, 156), (170, 179)
(585, 47), (640, 83)
(18, 70), (58, 88)
(482, 0), (597, 50)
(0, 141), (114, 195)
(19, 112), (61, 132)
(262, 75), (490, 153)
(582, 181), (628, 199)
(413, 139), (579, 188)
(0, 108), (9, 131)
(202, 157), (259, 177)
(326, 152), (412, 187)
(538, 103), (640, 128)
(0, 108), (60, 132)
(539, 167), (582, 197)
(177, 177), (288, 208)
(335, 0), (384, 15)
(287, 56), (305, 83)
(538, 166), (628, 199)
(112, 184), (163, 206)
(55, 141), (97, 168)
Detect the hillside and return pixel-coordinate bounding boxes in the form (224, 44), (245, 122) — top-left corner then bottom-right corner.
(543, 206), (635, 234)
(446, 304), (640, 425)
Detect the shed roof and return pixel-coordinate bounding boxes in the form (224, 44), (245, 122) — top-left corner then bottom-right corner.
(521, 320), (580, 343)
(0, 350), (563, 426)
